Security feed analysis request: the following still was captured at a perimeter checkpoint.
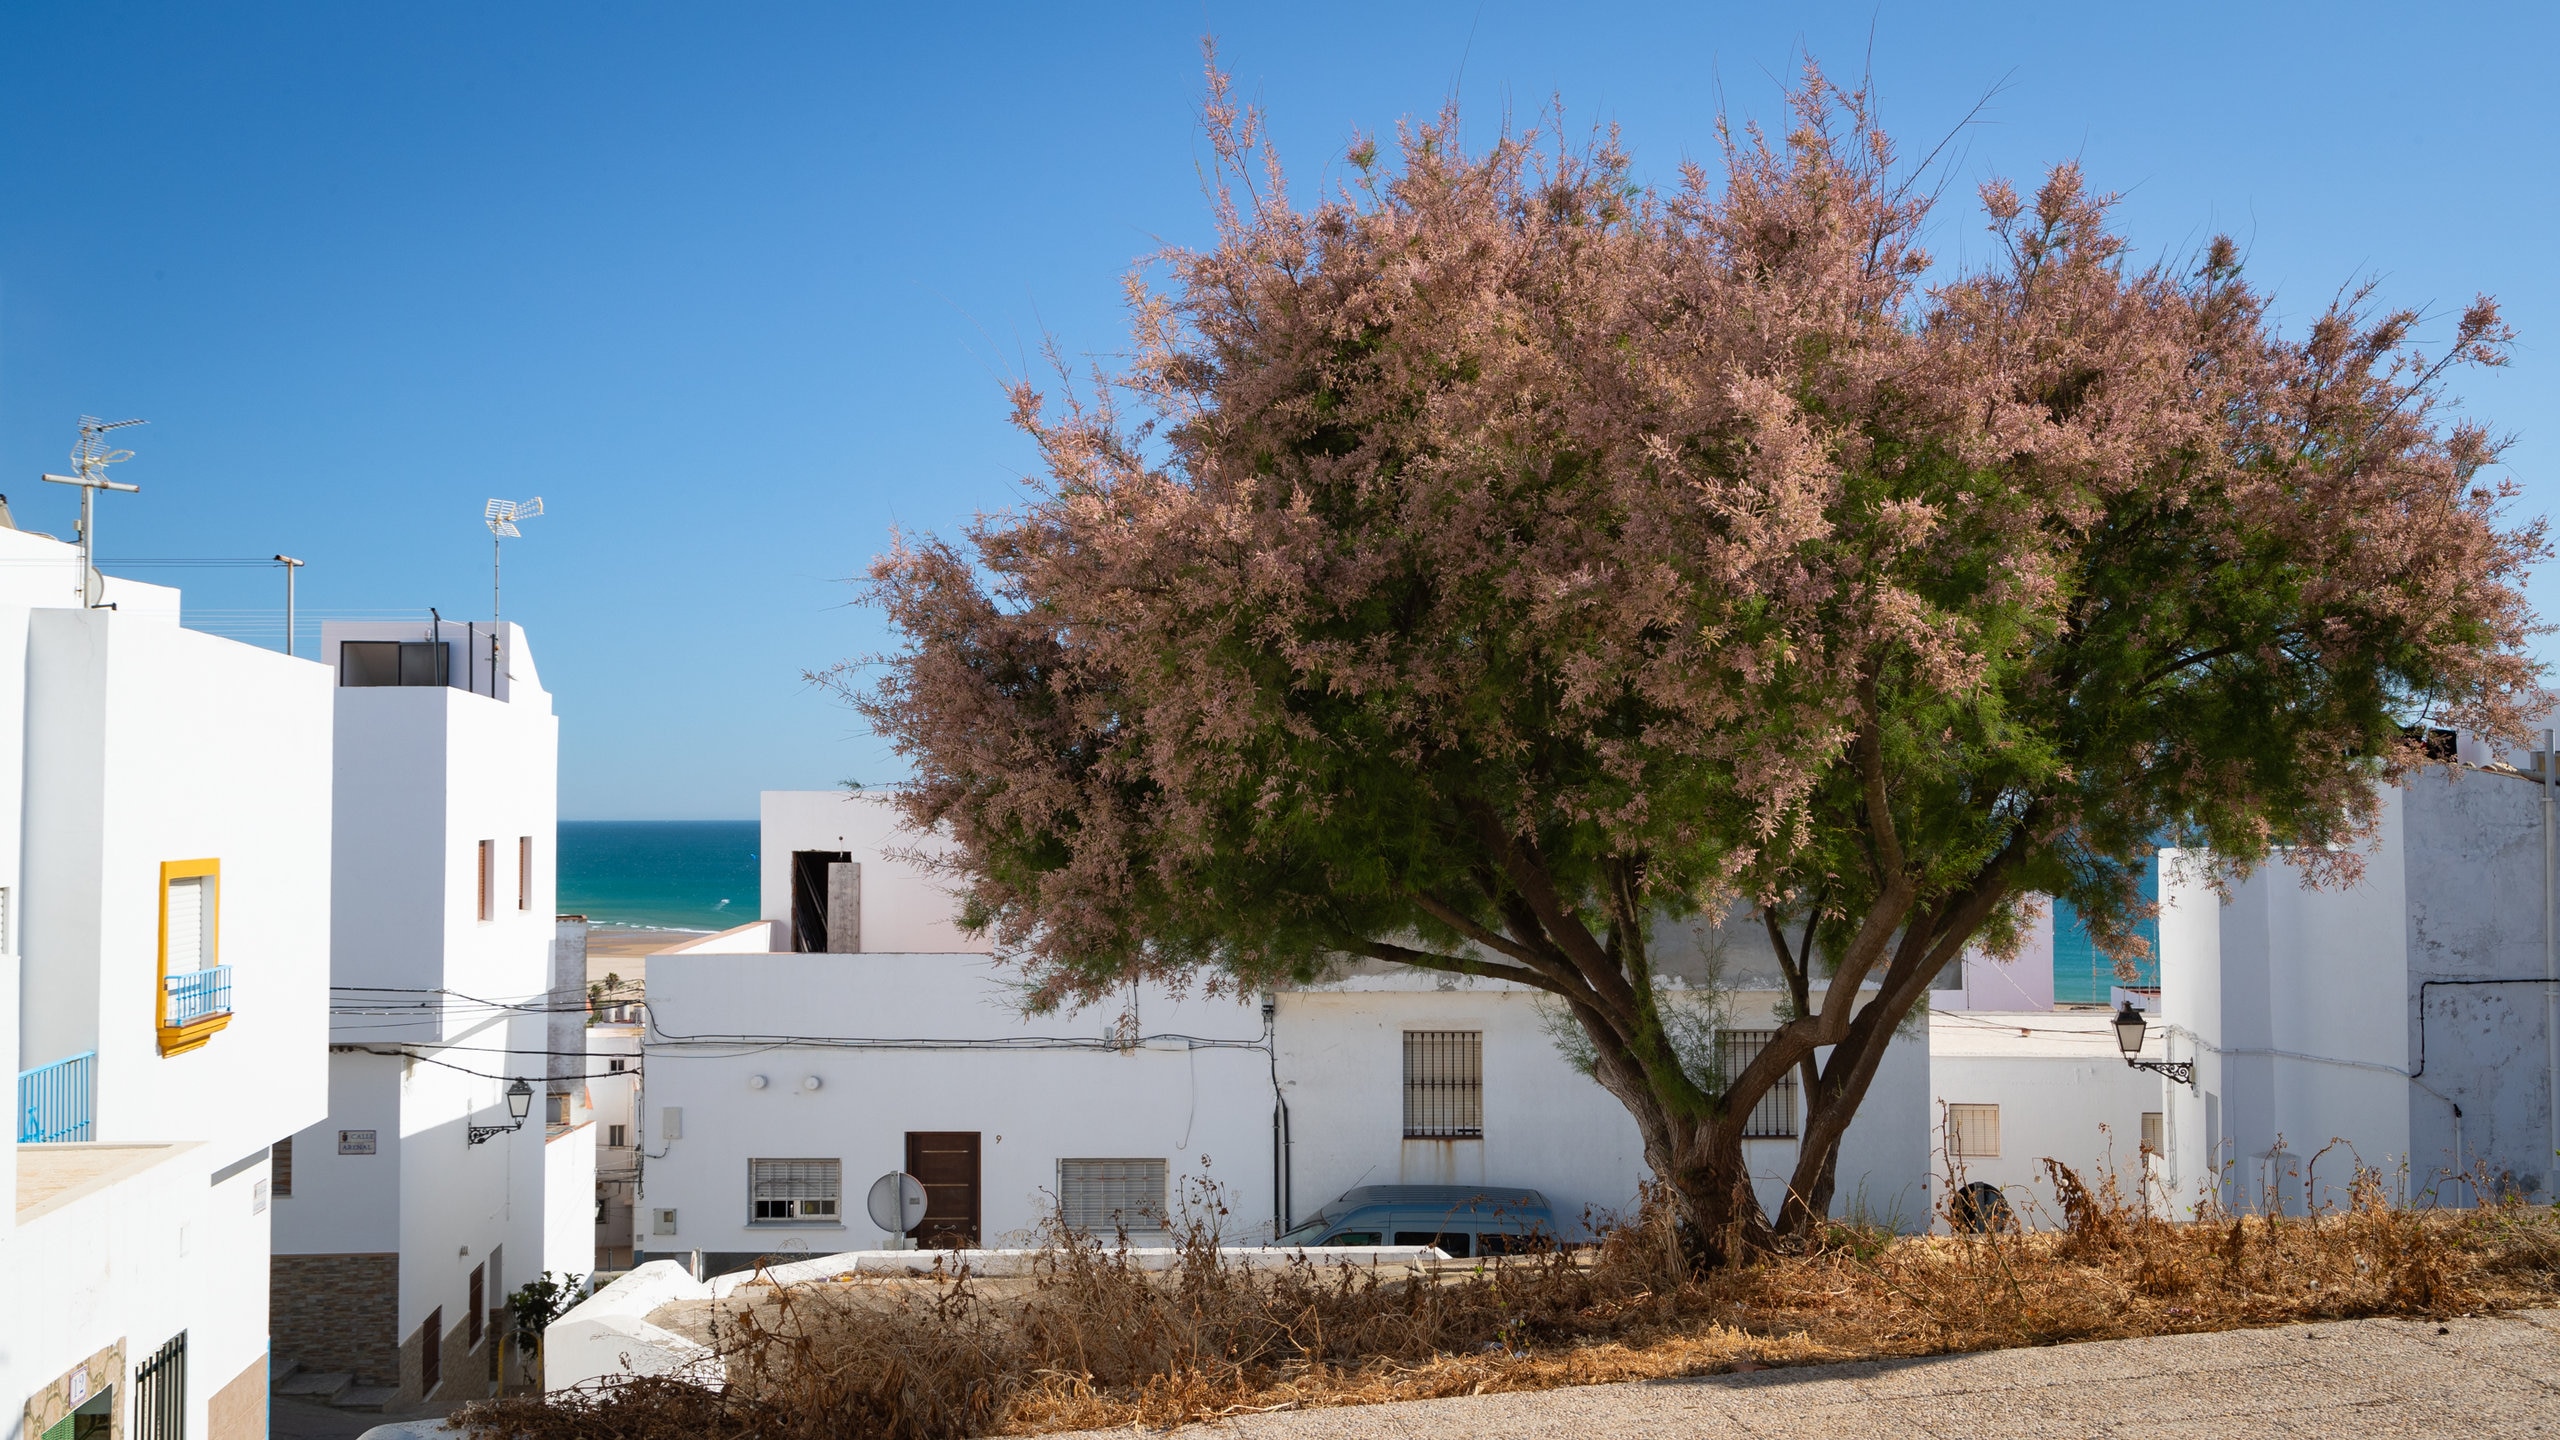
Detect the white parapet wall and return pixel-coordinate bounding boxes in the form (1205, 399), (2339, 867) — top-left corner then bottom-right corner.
(543, 1261), (720, 1394)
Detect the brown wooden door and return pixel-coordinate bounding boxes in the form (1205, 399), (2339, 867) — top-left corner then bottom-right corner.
(904, 1131), (981, 1247)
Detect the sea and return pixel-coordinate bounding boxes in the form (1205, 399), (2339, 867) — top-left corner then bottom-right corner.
(558, 820), (761, 933)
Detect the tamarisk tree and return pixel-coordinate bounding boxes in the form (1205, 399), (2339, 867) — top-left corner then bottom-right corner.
(837, 63), (2546, 1262)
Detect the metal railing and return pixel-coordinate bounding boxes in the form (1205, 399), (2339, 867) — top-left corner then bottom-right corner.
(132, 1331), (187, 1440)
(165, 964), (234, 1026)
(18, 1051), (95, 1143)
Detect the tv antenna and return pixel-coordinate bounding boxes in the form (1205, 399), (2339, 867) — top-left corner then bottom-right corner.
(483, 496), (542, 619)
(40, 416), (146, 607)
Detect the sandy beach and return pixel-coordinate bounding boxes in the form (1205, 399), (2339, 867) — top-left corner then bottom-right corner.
(581, 923), (707, 994)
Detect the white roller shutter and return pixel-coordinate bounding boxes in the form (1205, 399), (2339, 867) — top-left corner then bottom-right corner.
(166, 876), (206, 970)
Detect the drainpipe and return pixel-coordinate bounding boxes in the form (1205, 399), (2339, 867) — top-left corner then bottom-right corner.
(2545, 728), (2558, 1203)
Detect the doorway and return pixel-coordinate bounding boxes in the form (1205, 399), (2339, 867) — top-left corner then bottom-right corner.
(905, 1131), (982, 1247)
(791, 850), (851, 952)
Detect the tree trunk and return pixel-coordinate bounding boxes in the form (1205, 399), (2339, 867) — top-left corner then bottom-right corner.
(1774, 949), (1958, 1237)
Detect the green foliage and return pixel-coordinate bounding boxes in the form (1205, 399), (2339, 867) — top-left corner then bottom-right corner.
(509, 1272), (586, 1356)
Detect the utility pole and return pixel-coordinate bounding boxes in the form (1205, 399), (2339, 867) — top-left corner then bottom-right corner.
(275, 555), (305, 657)
(39, 417), (145, 608)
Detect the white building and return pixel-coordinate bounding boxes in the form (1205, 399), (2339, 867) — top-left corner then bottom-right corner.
(267, 619), (588, 1408)
(1925, 1009), (2168, 1227)
(1278, 944), (1929, 1240)
(586, 1005), (643, 1270)
(630, 792), (1930, 1271)
(2156, 758), (2560, 1218)
(0, 524), (335, 1440)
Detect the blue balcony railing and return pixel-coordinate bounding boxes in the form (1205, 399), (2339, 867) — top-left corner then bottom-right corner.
(166, 965), (234, 1027)
(19, 1051), (94, 1143)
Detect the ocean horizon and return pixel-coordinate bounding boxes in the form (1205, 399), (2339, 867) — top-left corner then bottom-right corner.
(559, 819), (760, 932)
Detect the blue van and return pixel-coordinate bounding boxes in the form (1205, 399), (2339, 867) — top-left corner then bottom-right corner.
(1272, 1185), (1555, 1257)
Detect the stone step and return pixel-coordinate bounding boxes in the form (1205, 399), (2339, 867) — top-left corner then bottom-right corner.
(275, 1371), (351, 1402)
(331, 1385), (403, 1413)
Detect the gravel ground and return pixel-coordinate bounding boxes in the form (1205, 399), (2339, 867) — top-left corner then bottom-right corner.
(1080, 1309), (2560, 1439)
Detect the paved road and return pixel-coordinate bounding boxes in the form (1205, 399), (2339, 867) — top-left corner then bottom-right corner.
(1096, 1310), (2560, 1439)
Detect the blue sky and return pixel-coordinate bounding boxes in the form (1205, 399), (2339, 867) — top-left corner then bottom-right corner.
(3, 3), (2551, 818)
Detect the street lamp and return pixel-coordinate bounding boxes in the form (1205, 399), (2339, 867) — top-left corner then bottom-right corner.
(2111, 1000), (2196, 1087)
(469, 1078), (537, 1145)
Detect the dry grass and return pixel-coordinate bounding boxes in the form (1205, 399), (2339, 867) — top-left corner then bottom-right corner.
(460, 1166), (2560, 1440)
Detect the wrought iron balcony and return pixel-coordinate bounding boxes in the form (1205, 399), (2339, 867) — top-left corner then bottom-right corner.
(18, 1051), (95, 1143)
(165, 965), (234, 1027)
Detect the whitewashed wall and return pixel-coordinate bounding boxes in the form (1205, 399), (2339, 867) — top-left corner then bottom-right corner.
(22, 606), (335, 1164)
(546, 1119), (598, 1282)
(0, 1143), (277, 1440)
(639, 953), (1272, 1266)
(1279, 977), (1930, 1238)
(758, 791), (983, 953)
(1928, 1012), (2168, 1228)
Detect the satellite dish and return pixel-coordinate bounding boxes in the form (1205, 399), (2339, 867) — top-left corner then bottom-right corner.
(866, 1170), (929, 1235)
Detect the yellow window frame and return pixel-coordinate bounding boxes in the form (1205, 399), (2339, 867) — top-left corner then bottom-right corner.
(157, 856), (227, 1055)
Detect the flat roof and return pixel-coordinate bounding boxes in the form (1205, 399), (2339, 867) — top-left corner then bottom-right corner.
(16, 1142), (199, 1225)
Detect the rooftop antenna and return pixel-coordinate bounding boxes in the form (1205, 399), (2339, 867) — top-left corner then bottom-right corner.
(483, 496), (542, 620)
(274, 554), (305, 657)
(40, 416), (146, 607)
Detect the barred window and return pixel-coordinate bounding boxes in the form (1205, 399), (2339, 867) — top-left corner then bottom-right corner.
(1059, 1158), (1168, 1235)
(749, 1158), (842, 1222)
(1946, 1104), (2001, 1159)
(1403, 1031), (1483, 1138)
(1715, 1030), (1798, 1139)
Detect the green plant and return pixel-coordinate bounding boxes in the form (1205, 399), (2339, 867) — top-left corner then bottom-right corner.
(507, 1272), (586, 1358)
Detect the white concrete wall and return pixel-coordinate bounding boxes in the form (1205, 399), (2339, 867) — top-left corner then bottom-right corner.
(758, 791), (983, 953)
(21, 606), (335, 1163)
(1949, 905), (2057, 1011)
(639, 952), (1272, 1260)
(281, 621), (567, 1382)
(1279, 978), (1930, 1238)
(275, 1052), (405, 1254)
(2158, 850), (2222, 1214)
(1928, 1013), (2169, 1228)
(0, 1143), (276, 1440)
(2157, 775), (2522, 1219)
(546, 1119), (598, 1282)
(2399, 767), (2556, 1201)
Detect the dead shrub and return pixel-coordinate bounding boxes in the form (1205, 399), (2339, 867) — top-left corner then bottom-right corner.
(459, 1163), (2560, 1440)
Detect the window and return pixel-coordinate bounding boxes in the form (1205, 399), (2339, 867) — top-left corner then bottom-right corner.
(1714, 1030), (1798, 1139)
(477, 840), (494, 921)
(166, 875), (210, 970)
(2141, 1111), (2165, 1157)
(339, 639), (449, 687)
(608, 1124), (627, 1148)
(609, 1058), (625, 1073)
(132, 1332), (186, 1440)
(157, 858), (229, 1053)
(1059, 1158), (1168, 1235)
(1403, 1031), (1483, 1138)
(518, 836), (532, 911)
(468, 1264), (485, 1346)
(273, 1137), (293, 1197)
(1947, 1104), (2001, 1159)
(1395, 1229), (1471, 1257)
(749, 1158), (842, 1222)
(421, 1308), (443, 1393)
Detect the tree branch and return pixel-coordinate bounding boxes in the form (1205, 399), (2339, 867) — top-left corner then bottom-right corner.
(1464, 802), (1641, 1022)
(1351, 939), (1574, 998)
(1406, 888), (1593, 997)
